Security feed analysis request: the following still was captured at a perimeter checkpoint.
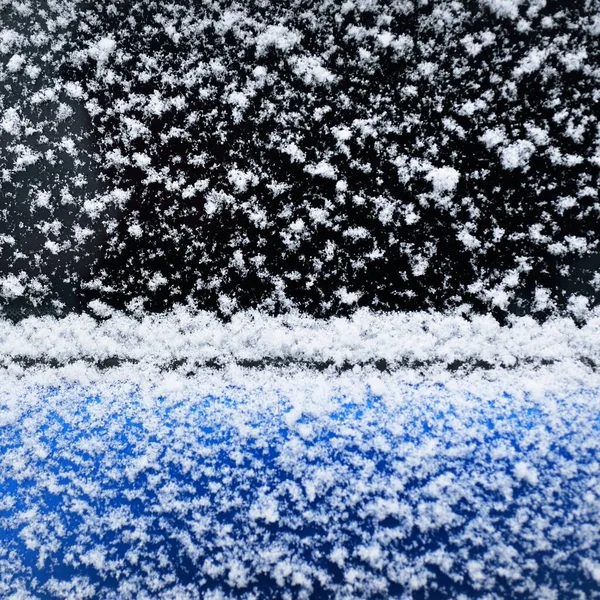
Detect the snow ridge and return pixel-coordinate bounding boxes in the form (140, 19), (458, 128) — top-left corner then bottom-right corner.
(1, 310), (599, 370)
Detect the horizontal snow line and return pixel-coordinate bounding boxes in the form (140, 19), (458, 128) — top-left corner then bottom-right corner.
(1, 309), (599, 370)
(0, 355), (595, 373)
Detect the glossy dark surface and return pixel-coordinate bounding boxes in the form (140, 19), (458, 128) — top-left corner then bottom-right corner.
(1, 1), (599, 320)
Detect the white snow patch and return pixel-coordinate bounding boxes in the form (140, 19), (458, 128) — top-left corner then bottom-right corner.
(89, 37), (116, 62)
(480, 0), (523, 20)
(1, 310), (599, 372)
(304, 161), (337, 179)
(255, 25), (301, 55)
(6, 53), (25, 72)
(425, 166), (460, 193)
(0, 274), (25, 299)
(500, 140), (535, 170)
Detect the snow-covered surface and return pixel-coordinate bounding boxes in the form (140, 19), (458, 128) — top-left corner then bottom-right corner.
(1, 312), (600, 597)
(1, 366), (599, 598)
(1, 310), (600, 370)
(2, 0), (600, 596)
(1, 0), (599, 319)
(2, 312), (600, 598)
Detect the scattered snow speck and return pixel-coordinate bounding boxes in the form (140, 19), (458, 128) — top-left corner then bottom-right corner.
(425, 166), (460, 193)
(90, 36), (116, 62)
(6, 53), (25, 72)
(500, 139), (535, 170)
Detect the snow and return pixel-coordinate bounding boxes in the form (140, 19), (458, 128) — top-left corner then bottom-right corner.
(291, 55), (336, 85)
(255, 25), (301, 55)
(500, 139), (536, 170)
(0, 274), (25, 299)
(6, 52), (24, 72)
(513, 47), (548, 78)
(1, 0), (598, 321)
(1, 0), (599, 594)
(0, 310), (599, 374)
(304, 161), (337, 179)
(89, 36), (116, 63)
(425, 166), (460, 193)
(0, 361), (598, 598)
(480, 0), (523, 20)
